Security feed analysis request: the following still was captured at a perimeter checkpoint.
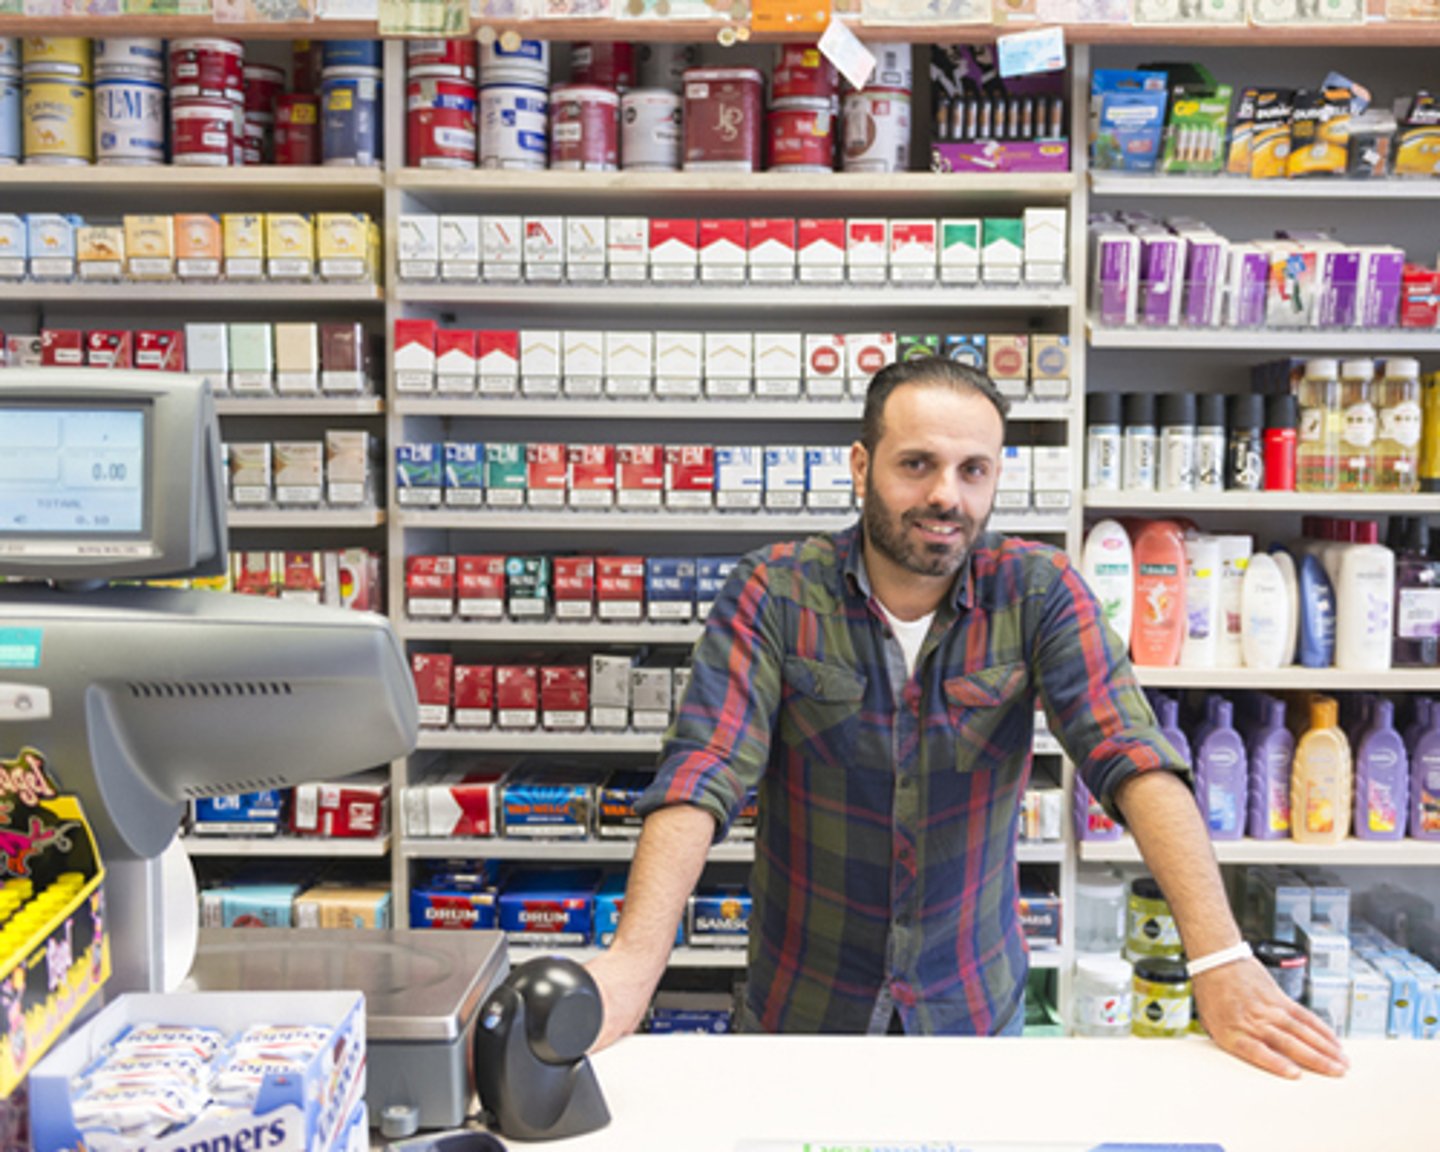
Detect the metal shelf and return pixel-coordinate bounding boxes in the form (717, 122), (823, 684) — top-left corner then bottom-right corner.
(1080, 836), (1440, 868)
(392, 397), (1073, 423)
(0, 282), (383, 304)
(1088, 324), (1440, 352)
(1134, 667), (1440, 691)
(396, 284), (1072, 312)
(1090, 174), (1440, 200)
(416, 730), (663, 753)
(399, 620), (703, 645)
(402, 837), (1064, 865)
(182, 834), (391, 858)
(396, 509), (1069, 535)
(1083, 491), (1440, 514)
(227, 507), (385, 530)
(215, 397), (383, 417)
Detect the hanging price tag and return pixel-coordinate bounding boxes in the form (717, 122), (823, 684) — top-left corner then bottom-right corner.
(817, 17), (875, 90)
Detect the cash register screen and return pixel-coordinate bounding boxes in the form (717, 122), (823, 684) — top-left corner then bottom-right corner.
(0, 403), (149, 540)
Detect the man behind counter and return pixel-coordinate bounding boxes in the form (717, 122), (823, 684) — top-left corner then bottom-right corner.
(587, 356), (1347, 1078)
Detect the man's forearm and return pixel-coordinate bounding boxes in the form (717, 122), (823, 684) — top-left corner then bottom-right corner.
(611, 804), (716, 974)
(1114, 770), (1243, 960)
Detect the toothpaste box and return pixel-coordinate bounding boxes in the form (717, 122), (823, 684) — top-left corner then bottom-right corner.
(804, 333), (847, 398)
(1023, 207), (1067, 284)
(478, 329), (520, 395)
(412, 652), (454, 727)
(1357, 245), (1405, 329)
(687, 887), (751, 948)
(399, 214), (440, 280)
(988, 334), (1030, 401)
(982, 217), (1024, 284)
(597, 771), (655, 840)
(699, 218), (747, 283)
(499, 870), (600, 945)
(457, 554), (506, 619)
(1226, 242), (1272, 329)
(590, 653), (634, 730)
(191, 790), (286, 837)
(805, 446), (853, 509)
(1029, 335), (1071, 400)
(1090, 226), (1140, 328)
(650, 218), (698, 282)
(521, 328), (562, 395)
(526, 442), (568, 507)
(563, 329), (604, 397)
(1175, 227), (1228, 328)
(396, 441), (444, 506)
(1315, 246), (1362, 329)
(617, 443), (665, 507)
(607, 216), (649, 282)
(444, 441), (486, 506)
(646, 557), (697, 621)
(222, 212), (265, 280)
(569, 443), (617, 506)
(28, 214), (79, 281)
(696, 556), (738, 618)
(394, 318), (438, 394)
(940, 217), (981, 285)
(666, 445), (715, 508)
(291, 769), (389, 838)
(410, 881), (498, 930)
(1137, 229), (1186, 328)
(523, 215), (565, 282)
(554, 555), (596, 619)
(847, 333), (895, 396)
(606, 330), (653, 397)
(484, 442), (527, 507)
(565, 217), (606, 282)
(501, 770), (597, 839)
(0, 214), (26, 279)
(889, 219), (938, 283)
(705, 332), (752, 398)
(655, 330), (704, 398)
(630, 665), (673, 730)
(541, 665), (590, 730)
(481, 214), (522, 280)
(435, 328), (478, 394)
(754, 332), (802, 398)
(505, 555), (551, 619)
(496, 664), (540, 729)
(764, 446), (806, 510)
(597, 556), (646, 620)
(440, 214), (481, 281)
(715, 445), (764, 510)
(797, 218), (845, 284)
(406, 554), (456, 617)
(454, 664), (495, 728)
(748, 217), (796, 283)
(1264, 241), (1317, 328)
(846, 218), (887, 284)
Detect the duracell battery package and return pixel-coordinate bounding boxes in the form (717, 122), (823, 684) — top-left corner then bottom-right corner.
(1227, 87), (1259, 175)
(1287, 87), (1350, 178)
(1249, 88), (1295, 179)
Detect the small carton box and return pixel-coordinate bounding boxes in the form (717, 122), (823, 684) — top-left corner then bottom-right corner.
(410, 872), (498, 930)
(607, 216), (648, 282)
(399, 214), (440, 281)
(988, 334), (1030, 401)
(478, 329), (520, 396)
(940, 218), (981, 284)
(444, 441), (486, 507)
(630, 665), (673, 730)
(1138, 229), (1188, 328)
(292, 770), (389, 838)
(806, 446), (853, 509)
(28, 214), (79, 280)
(655, 330), (703, 398)
(597, 556), (646, 621)
(797, 218), (845, 284)
(590, 654), (633, 730)
(191, 790), (285, 836)
(454, 665), (496, 728)
(754, 332), (802, 399)
(646, 557), (697, 621)
(228, 442), (272, 505)
(696, 556), (738, 617)
(293, 887), (391, 930)
(76, 224), (124, 281)
(521, 329), (561, 395)
(1029, 335), (1071, 401)
(485, 443), (527, 507)
(440, 213), (481, 281)
(458, 554), (507, 619)
(394, 318), (437, 394)
(1024, 207), (1067, 284)
(617, 443), (665, 508)
(889, 219), (937, 284)
(563, 329), (603, 397)
(554, 555), (596, 619)
(325, 429), (371, 505)
(606, 330), (653, 397)
(495, 664), (540, 729)
(847, 218), (888, 284)
(523, 215), (565, 282)
(1298, 923), (1351, 979)
(565, 217), (606, 282)
(715, 445), (764, 510)
(274, 322), (320, 393)
(265, 212), (314, 279)
(665, 445), (715, 509)
(412, 651), (454, 727)
(526, 442), (568, 507)
(569, 443), (617, 507)
(320, 321), (368, 394)
(699, 218), (747, 283)
(396, 441), (444, 506)
(184, 323), (226, 379)
(1031, 445), (1072, 510)
(1091, 227), (1140, 328)
(498, 870), (599, 944)
(134, 329), (185, 373)
(541, 665), (589, 730)
(88, 329), (136, 370)
(40, 329), (84, 367)
(506, 555), (551, 619)
(481, 214), (522, 280)
(687, 887), (751, 949)
(748, 217), (796, 283)
(273, 441), (324, 505)
(436, 328), (479, 395)
(316, 211), (371, 281)
(650, 218), (698, 282)
(847, 333), (896, 396)
(704, 332), (752, 398)
(804, 333), (847, 398)
(765, 445), (806, 510)
(406, 554), (457, 618)
(0, 214), (26, 280)
(228, 323), (274, 394)
(982, 217), (1024, 284)
(995, 445), (1032, 510)
(123, 214), (174, 280)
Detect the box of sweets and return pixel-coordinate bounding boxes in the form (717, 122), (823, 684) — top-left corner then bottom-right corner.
(498, 870), (601, 946)
(501, 766), (596, 839)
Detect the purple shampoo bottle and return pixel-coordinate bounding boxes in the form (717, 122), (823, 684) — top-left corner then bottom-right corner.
(1246, 695), (1294, 840)
(1195, 698), (1248, 840)
(1354, 698), (1409, 840)
(1410, 708), (1440, 840)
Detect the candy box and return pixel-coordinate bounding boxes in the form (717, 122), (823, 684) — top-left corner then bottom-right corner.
(30, 991), (365, 1152)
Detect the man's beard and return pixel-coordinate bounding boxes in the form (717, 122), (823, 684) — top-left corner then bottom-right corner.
(863, 472), (987, 579)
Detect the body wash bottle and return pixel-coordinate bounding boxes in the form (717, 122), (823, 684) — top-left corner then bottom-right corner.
(1291, 694), (1352, 845)
(1247, 695), (1294, 840)
(1354, 698), (1409, 840)
(1194, 698), (1247, 840)
(1082, 519), (1135, 657)
(1131, 520), (1187, 667)
(1409, 707), (1440, 841)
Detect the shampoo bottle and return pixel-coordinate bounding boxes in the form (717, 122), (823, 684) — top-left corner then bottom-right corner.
(1217, 535), (1253, 669)
(1409, 708), (1440, 841)
(1082, 519), (1135, 657)
(1180, 534), (1222, 668)
(1154, 693), (1193, 769)
(1297, 553), (1337, 668)
(1241, 552), (1291, 670)
(1130, 520), (1187, 667)
(1392, 518), (1440, 668)
(1405, 698), (1433, 758)
(1194, 698), (1248, 840)
(1246, 695), (1294, 840)
(1354, 699), (1409, 840)
(1335, 521), (1395, 672)
(1291, 694), (1352, 845)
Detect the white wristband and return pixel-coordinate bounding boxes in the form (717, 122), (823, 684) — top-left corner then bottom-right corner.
(1186, 941), (1253, 979)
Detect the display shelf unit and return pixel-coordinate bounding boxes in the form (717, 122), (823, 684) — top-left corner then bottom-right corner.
(226, 508), (386, 530)
(1082, 491), (1440, 514)
(1087, 325), (1440, 352)
(392, 397), (1074, 422)
(214, 397), (384, 417)
(1132, 666), (1440, 691)
(1089, 173), (1440, 200)
(1079, 836), (1440, 867)
(182, 835), (392, 859)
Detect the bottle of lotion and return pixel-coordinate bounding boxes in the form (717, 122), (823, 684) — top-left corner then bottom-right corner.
(1354, 698), (1409, 840)
(1291, 694), (1352, 845)
(1082, 519), (1135, 657)
(1130, 520), (1187, 667)
(1335, 521), (1394, 672)
(1194, 697), (1248, 840)
(1240, 551), (1290, 670)
(1180, 534), (1221, 668)
(1297, 553), (1337, 668)
(1268, 545), (1301, 667)
(1246, 695), (1294, 840)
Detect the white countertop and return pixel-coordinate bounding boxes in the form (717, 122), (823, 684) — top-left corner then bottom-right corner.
(523, 1035), (1435, 1152)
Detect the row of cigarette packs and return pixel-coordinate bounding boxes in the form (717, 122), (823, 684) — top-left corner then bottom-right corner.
(394, 324), (1072, 403)
(200, 882), (393, 930)
(189, 771), (389, 839)
(399, 211), (1067, 286)
(152, 548), (382, 612)
(226, 433), (374, 508)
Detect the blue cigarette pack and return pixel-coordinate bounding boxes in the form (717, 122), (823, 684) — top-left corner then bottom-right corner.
(597, 770), (654, 839)
(499, 870), (601, 946)
(409, 885), (499, 930)
(444, 441), (486, 506)
(501, 765), (596, 838)
(396, 441), (444, 505)
(646, 557), (697, 621)
(191, 789), (286, 836)
(648, 991), (734, 1034)
(942, 332), (986, 368)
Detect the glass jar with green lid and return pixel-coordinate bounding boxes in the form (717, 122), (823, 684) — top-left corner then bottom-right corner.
(1132, 956), (1192, 1038)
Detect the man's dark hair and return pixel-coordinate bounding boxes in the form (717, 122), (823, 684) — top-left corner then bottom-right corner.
(861, 356), (1011, 453)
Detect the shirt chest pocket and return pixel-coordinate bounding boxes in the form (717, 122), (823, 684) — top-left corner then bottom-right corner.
(777, 656), (866, 769)
(942, 662), (1031, 770)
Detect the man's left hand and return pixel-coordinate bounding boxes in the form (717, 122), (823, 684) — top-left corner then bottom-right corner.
(1193, 957), (1349, 1079)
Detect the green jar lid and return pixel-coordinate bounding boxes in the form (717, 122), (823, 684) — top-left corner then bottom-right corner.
(1133, 956), (1189, 984)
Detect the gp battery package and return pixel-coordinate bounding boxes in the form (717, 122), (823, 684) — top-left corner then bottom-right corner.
(1089, 70), (1169, 172)
(1287, 87), (1350, 177)
(1395, 91), (1440, 176)
(1142, 62), (1232, 175)
(1249, 88), (1295, 179)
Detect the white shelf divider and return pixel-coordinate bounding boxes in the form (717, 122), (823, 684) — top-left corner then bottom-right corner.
(402, 837), (1064, 865)
(215, 397), (384, 417)
(1133, 666), (1440, 691)
(1088, 324), (1440, 352)
(3, 283), (383, 304)
(1083, 491), (1440, 514)
(416, 730), (664, 753)
(1079, 836), (1440, 867)
(393, 396), (1073, 423)
(398, 619), (703, 644)
(182, 835), (391, 858)
(396, 284), (1072, 311)
(227, 507), (385, 530)
(1089, 173), (1440, 200)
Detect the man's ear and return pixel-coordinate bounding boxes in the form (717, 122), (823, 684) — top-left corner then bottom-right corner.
(849, 440), (868, 495)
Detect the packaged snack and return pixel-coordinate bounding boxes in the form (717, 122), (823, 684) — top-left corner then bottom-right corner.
(112, 1023), (225, 1062)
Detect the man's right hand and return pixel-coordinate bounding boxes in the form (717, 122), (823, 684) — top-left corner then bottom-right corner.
(586, 945), (661, 1051)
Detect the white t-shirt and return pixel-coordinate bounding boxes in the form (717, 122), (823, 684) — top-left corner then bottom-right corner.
(875, 601), (935, 680)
